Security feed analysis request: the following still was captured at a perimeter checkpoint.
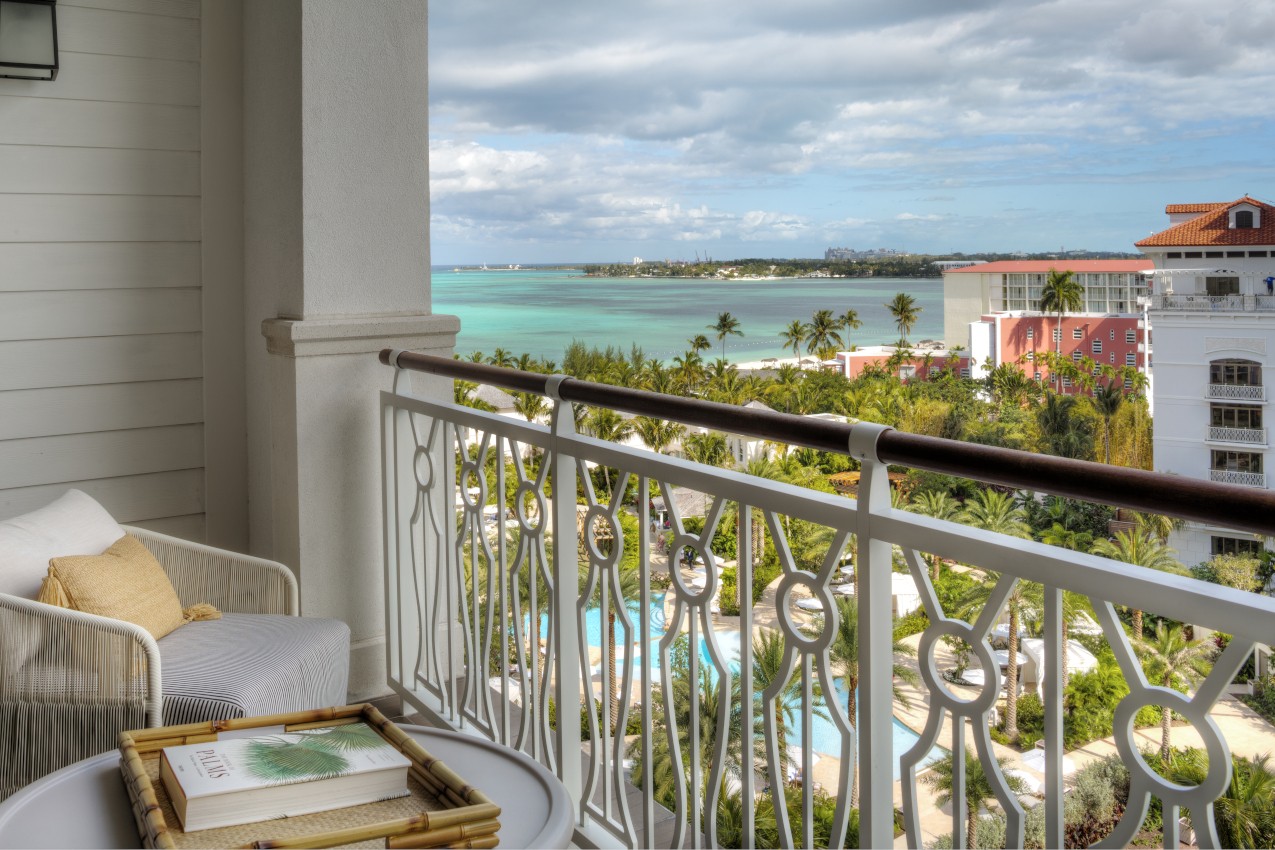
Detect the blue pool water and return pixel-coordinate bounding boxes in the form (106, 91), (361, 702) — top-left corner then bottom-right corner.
(549, 610), (945, 780)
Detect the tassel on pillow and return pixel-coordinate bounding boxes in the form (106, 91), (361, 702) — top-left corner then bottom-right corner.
(36, 573), (72, 608)
(182, 603), (222, 623)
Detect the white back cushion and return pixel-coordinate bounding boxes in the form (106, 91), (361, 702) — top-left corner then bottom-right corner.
(0, 489), (125, 599)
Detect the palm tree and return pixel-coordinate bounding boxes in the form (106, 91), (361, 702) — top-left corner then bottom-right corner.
(817, 597), (918, 805)
(886, 293), (920, 345)
(956, 490), (1033, 741)
(1169, 750), (1275, 849)
(512, 391), (549, 424)
(779, 320), (808, 363)
(1037, 392), (1094, 460)
(682, 431), (729, 467)
(1092, 382), (1124, 464)
(487, 347), (515, 368)
(581, 408), (634, 498)
(908, 490), (959, 579)
(708, 312), (743, 360)
(584, 557), (642, 732)
(687, 334), (713, 356)
(634, 416), (684, 455)
(1090, 530), (1183, 638)
(837, 309), (862, 350)
(1137, 621), (1212, 763)
(805, 309), (844, 356)
(922, 750), (1026, 849)
(1038, 268), (1084, 379)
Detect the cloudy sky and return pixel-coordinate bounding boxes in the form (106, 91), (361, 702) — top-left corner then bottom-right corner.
(427, 0), (1275, 265)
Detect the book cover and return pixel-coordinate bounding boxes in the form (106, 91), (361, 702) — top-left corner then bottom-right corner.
(159, 722), (413, 831)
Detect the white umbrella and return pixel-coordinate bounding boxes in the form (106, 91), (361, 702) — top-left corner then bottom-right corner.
(994, 649), (1028, 667)
(795, 597), (825, 611)
(832, 583), (855, 596)
(1021, 747), (1075, 776)
(1005, 768), (1042, 795)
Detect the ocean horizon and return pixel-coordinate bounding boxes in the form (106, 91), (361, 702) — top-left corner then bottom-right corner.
(432, 267), (945, 364)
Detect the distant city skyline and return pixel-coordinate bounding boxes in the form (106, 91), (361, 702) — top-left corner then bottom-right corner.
(427, 1), (1274, 265)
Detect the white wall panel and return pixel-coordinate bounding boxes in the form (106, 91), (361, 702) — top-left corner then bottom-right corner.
(0, 424), (203, 489)
(0, 196), (200, 242)
(0, 146), (199, 195)
(0, 243), (200, 292)
(2, 53), (199, 107)
(60, 0), (199, 19)
(58, 4), (200, 61)
(0, 333), (202, 391)
(0, 469), (204, 523)
(0, 1), (207, 537)
(0, 289), (200, 341)
(0, 379), (203, 440)
(129, 514), (206, 541)
(0, 97), (198, 150)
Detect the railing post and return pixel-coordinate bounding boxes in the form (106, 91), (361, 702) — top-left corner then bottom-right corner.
(849, 422), (894, 850)
(546, 376), (584, 826)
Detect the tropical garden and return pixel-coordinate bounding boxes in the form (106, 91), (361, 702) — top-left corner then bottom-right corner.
(449, 290), (1272, 849)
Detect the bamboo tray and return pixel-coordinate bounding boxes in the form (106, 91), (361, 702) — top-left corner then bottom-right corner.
(118, 704), (500, 849)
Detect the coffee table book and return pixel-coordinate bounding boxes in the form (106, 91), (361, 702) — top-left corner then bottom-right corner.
(118, 704), (501, 849)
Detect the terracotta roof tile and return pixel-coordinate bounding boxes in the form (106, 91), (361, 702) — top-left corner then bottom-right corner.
(1137, 196), (1275, 247)
(1165, 203), (1226, 213)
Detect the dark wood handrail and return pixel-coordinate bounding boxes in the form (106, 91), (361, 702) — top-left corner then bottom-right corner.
(381, 349), (1275, 538)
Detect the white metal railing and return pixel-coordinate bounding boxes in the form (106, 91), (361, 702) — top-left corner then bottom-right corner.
(1154, 294), (1275, 312)
(1210, 469), (1267, 488)
(1208, 383), (1264, 401)
(1207, 426), (1267, 445)
(381, 362), (1275, 850)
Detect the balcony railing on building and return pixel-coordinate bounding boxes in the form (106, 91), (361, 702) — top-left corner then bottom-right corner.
(1209, 468), (1266, 488)
(1207, 383), (1265, 401)
(378, 351), (1275, 850)
(1153, 293), (1275, 312)
(1207, 425), (1268, 445)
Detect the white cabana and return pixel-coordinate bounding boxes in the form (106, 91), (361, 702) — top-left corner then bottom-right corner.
(1018, 638), (1098, 690)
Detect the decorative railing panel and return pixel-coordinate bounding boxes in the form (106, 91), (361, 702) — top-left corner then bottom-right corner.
(1154, 294), (1275, 312)
(1207, 383), (1264, 401)
(1209, 469), (1266, 488)
(380, 353), (1275, 850)
(1207, 426), (1267, 445)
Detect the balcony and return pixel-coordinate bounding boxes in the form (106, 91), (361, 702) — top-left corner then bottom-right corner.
(380, 352), (1275, 850)
(1153, 294), (1275, 312)
(1210, 469), (1266, 488)
(1208, 383), (1265, 401)
(1208, 425), (1268, 445)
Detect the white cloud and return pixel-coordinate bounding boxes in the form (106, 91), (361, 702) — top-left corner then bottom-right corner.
(427, 0), (1275, 259)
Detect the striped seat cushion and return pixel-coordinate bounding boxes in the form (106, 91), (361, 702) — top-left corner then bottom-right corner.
(158, 613), (350, 725)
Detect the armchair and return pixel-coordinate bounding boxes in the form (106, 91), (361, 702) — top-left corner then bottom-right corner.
(0, 496), (350, 800)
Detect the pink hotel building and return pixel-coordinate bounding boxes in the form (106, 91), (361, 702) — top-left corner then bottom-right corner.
(942, 260), (1153, 389)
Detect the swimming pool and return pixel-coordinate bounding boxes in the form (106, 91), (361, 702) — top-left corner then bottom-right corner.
(547, 613), (944, 780)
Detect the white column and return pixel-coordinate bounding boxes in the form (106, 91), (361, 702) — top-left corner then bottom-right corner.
(244, 0), (457, 699)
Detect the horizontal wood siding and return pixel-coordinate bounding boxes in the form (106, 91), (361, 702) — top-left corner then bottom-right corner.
(0, 3), (205, 539)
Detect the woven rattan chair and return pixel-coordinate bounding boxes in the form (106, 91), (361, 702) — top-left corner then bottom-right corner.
(0, 493), (351, 800)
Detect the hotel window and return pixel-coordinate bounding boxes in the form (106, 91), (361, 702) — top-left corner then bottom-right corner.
(1126, 353), (1136, 366)
(1235, 210), (1255, 229)
(1034, 371), (1041, 380)
(1109, 329), (1115, 340)
(1072, 350), (1082, 362)
(1053, 328), (1061, 342)
(1212, 450), (1262, 472)
(960, 368), (970, 378)
(1124, 378), (1133, 390)
(1212, 536), (1262, 556)
(1126, 329), (1136, 344)
(1093, 365), (1102, 376)
(1025, 352), (1034, 361)
(1026, 328), (1034, 340)
(1072, 328), (1083, 340)
(1062, 376), (1071, 388)
(1211, 405), (1263, 430)
(1092, 340), (1102, 354)
(1110, 353), (1116, 363)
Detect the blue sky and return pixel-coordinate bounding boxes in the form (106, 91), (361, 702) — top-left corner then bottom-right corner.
(427, 0), (1275, 265)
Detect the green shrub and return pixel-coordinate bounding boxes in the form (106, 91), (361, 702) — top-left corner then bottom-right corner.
(1063, 651), (1161, 749)
(895, 608), (929, 638)
(1241, 675), (1275, 725)
(719, 568), (741, 616)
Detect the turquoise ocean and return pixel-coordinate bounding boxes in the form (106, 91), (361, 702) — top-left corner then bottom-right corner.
(433, 267), (945, 364)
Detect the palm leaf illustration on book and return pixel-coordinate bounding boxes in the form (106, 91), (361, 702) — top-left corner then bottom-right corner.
(160, 723), (413, 832)
(243, 723), (388, 782)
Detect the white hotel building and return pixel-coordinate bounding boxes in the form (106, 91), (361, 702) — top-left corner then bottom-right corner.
(1140, 196), (1275, 565)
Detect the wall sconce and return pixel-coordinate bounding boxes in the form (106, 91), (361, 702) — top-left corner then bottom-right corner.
(0, 0), (58, 81)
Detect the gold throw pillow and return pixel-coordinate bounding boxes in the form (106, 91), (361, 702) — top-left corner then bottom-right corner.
(39, 534), (187, 640)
